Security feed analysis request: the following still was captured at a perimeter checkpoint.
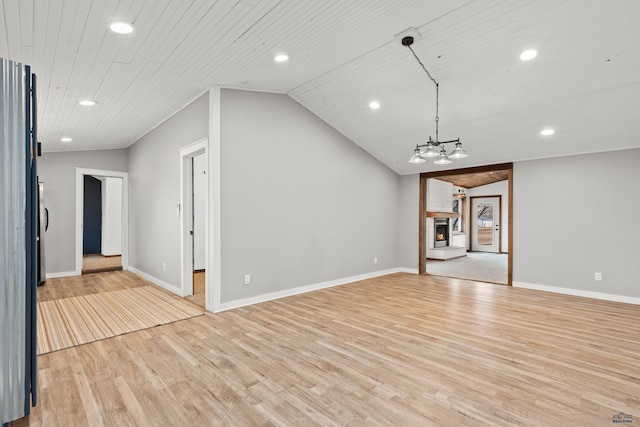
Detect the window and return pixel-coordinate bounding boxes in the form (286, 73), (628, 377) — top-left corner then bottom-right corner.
(452, 197), (465, 233)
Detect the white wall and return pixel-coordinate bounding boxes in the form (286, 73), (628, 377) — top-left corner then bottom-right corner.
(219, 89), (399, 304)
(468, 180), (509, 253)
(127, 93), (209, 290)
(38, 150), (128, 274)
(513, 148), (640, 299)
(426, 179), (453, 212)
(101, 177), (122, 256)
(192, 153), (206, 270)
(397, 175), (419, 271)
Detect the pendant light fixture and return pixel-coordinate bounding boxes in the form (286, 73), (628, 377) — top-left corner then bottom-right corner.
(454, 188), (466, 199)
(402, 36), (468, 165)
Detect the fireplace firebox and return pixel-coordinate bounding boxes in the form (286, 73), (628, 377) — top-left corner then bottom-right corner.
(434, 218), (450, 248)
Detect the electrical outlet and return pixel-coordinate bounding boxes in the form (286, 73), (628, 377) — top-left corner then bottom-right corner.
(594, 272), (602, 282)
(162, 262), (166, 271)
(374, 257), (378, 264)
(244, 274), (251, 285)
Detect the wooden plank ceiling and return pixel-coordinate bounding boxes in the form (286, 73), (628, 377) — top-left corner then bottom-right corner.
(1, 0), (639, 175)
(436, 170), (510, 188)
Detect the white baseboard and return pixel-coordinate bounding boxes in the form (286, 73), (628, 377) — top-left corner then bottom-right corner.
(128, 266), (182, 296)
(46, 271), (79, 279)
(218, 268), (401, 312)
(513, 281), (640, 305)
(398, 268), (419, 274)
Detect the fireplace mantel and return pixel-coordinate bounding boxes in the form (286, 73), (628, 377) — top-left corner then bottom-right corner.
(426, 211), (459, 218)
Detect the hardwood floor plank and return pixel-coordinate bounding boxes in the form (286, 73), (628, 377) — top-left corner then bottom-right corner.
(68, 349), (106, 427)
(82, 255), (122, 275)
(38, 271), (146, 302)
(14, 272), (640, 425)
(185, 271), (206, 308)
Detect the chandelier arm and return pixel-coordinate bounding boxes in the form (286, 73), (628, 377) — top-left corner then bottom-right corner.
(416, 138), (459, 149)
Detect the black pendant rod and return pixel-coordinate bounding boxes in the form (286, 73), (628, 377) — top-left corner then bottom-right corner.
(402, 36), (441, 144)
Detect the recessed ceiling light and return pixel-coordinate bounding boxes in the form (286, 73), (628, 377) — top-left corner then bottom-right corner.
(109, 21), (135, 34)
(520, 49), (538, 61)
(274, 54), (289, 62)
(540, 128), (555, 136)
(79, 99), (97, 106)
(60, 137), (73, 142)
(369, 101), (380, 110)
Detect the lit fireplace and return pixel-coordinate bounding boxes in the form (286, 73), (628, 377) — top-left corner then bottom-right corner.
(434, 218), (449, 248)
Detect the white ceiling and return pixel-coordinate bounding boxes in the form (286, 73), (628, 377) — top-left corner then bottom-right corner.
(2, 0), (639, 175)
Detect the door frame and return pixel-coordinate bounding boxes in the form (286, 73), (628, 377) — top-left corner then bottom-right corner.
(470, 195), (502, 253)
(419, 162), (513, 284)
(75, 168), (129, 276)
(179, 138), (208, 299)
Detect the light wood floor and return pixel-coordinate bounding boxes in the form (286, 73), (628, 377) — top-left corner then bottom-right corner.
(82, 254), (122, 275)
(184, 271), (205, 308)
(38, 270), (145, 302)
(16, 272), (640, 425)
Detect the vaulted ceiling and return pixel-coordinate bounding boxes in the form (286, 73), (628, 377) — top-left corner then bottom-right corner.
(2, 0), (639, 175)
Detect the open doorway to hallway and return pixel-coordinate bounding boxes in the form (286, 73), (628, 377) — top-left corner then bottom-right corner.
(82, 175), (123, 274)
(419, 163), (513, 285)
(180, 139), (209, 309)
(75, 169), (128, 276)
(186, 153), (207, 308)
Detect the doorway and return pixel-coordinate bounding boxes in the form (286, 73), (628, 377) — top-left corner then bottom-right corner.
(471, 196), (501, 253)
(180, 139), (209, 308)
(75, 168), (129, 276)
(190, 153), (207, 307)
(419, 163), (513, 285)
(81, 175), (124, 274)
(83, 176), (102, 255)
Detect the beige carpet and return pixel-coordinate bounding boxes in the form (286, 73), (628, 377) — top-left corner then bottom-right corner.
(427, 252), (508, 284)
(37, 286), (204, 355)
